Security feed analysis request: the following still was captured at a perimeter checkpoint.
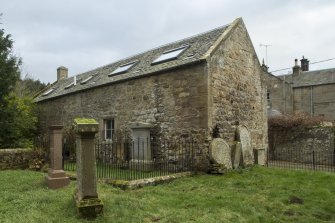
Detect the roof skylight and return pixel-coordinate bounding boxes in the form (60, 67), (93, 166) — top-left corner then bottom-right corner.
(42, 88), (55, 96)
(151, 45), (189, 65)
(65, 82), (74, 89)
(81, 75), (94, 84)
(109, 61), (137, 76)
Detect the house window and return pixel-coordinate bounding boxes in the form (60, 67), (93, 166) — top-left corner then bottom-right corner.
(104, 119), (115, 140)
(109, 61), (137, 76)
(80, 75), (94, 84)
(267, 91), (270, 100)
(42, 88), (55, 96)
(151, 45), (189, 65)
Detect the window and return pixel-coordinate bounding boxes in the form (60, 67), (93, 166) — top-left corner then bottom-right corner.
(65, 82), (74, 89)
(104, 119), (115, 140)
(151, 45), (189, 65)
(65, 76), (80, 89)
(42, 88), (55, 96)
(81, 75), (93, 84)
(267, 91), (270, 100)
(109, 61), (137, 76)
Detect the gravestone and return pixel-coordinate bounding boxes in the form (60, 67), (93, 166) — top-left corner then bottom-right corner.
(129, 122), (153, 170)
(209, 138), (232, 173)
(236, 125), (254, 166)
(74, 118), (103, 218)
(46, 125), (70, 189)
(233, 142), (242, 169)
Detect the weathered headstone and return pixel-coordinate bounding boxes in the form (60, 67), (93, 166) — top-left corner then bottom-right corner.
(129, 122), (153, 170)
(236, 125), (254, 166)
(233, 142), (242, 169)
(74, 118), (103, 218)
(209, 138), (232, 173)
(46, 125), (70, 189)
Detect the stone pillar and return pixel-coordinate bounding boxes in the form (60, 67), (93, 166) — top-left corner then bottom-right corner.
(46, 125), (70, 189)
(73, 118), (103, 218)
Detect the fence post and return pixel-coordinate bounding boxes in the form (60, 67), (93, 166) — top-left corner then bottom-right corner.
(312, 151), (315, 170)
(73, 118), (103, 218)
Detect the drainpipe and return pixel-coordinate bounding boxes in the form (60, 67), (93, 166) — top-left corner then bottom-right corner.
(283, 76), (286, 112)
(310, 86), (314, 116)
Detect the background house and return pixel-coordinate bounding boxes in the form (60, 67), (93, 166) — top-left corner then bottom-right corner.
(267, 57), (335, 121)
(35, 18), (268, 167)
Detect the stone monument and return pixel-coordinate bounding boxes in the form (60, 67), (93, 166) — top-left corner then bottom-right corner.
(236, 125), (254, 166)
(209, 138), (232, 173)
(46, 125), (70, 189)
(73, 118), (103, 218)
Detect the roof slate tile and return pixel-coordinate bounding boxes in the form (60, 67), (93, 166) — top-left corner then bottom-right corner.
(35, 24), (230, 102)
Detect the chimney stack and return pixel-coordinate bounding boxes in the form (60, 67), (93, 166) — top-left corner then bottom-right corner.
(300, 56), (309, 72)
(292, 59), (301, 75)
(57, 66), (68, 81)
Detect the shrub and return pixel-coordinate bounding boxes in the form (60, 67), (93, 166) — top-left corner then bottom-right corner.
(268, 112), (324, 130)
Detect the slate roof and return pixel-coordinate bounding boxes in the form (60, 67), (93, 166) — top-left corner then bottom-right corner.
(278, 68), (335, 87)
(35, 22), (233, 102)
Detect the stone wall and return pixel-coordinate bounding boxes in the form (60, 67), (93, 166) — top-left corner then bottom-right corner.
(269, 127), (335, 165)
(37, 64), (210, 169)
(294, 84), (335, 120)
(0, 148), (36, 170)
(208, 20), (267, 164)
(267, 74), (293, 113)
(38, 64), (208, 138)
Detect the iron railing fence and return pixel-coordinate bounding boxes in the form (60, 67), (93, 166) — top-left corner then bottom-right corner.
(267, 149), (335, 172)
(63, 137), (197, 180)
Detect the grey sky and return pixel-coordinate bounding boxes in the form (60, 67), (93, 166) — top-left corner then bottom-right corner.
(1, 0), (335, 83)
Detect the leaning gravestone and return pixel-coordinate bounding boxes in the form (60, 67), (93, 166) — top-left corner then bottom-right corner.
(233, 142), (242, 169)
(74, 118), (103, 218)
(236, 125), (254, 166)
(209, 138), (232, 173)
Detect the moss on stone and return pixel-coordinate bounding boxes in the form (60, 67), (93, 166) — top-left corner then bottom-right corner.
(76, 198), (103, 218)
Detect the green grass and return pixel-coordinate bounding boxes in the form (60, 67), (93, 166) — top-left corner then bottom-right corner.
(0, 166), (334, 223)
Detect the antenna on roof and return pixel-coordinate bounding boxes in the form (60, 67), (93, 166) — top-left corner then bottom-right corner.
(260, 43), (272, 67)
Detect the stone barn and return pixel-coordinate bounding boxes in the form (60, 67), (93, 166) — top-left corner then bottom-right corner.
(35, 18), (268, 168)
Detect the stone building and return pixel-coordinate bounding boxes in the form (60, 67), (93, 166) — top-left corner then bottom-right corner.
(35, 18), (268, 166)
(267, 57), (335, 120)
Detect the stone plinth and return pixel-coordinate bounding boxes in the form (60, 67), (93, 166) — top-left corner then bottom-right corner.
(74, 118), (103, 218)
(46, 125), (70, 189)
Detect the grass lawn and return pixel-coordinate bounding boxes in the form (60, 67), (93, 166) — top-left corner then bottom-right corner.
(0, 166), (334, 223)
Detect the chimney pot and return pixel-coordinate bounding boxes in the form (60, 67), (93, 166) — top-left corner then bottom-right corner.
(292, 59), (301, 75)
(300, 56), (309, 72)
(57, 66), (68, 81)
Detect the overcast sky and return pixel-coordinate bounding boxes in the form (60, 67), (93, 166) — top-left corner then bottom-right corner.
(1, 0), (335, 83)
